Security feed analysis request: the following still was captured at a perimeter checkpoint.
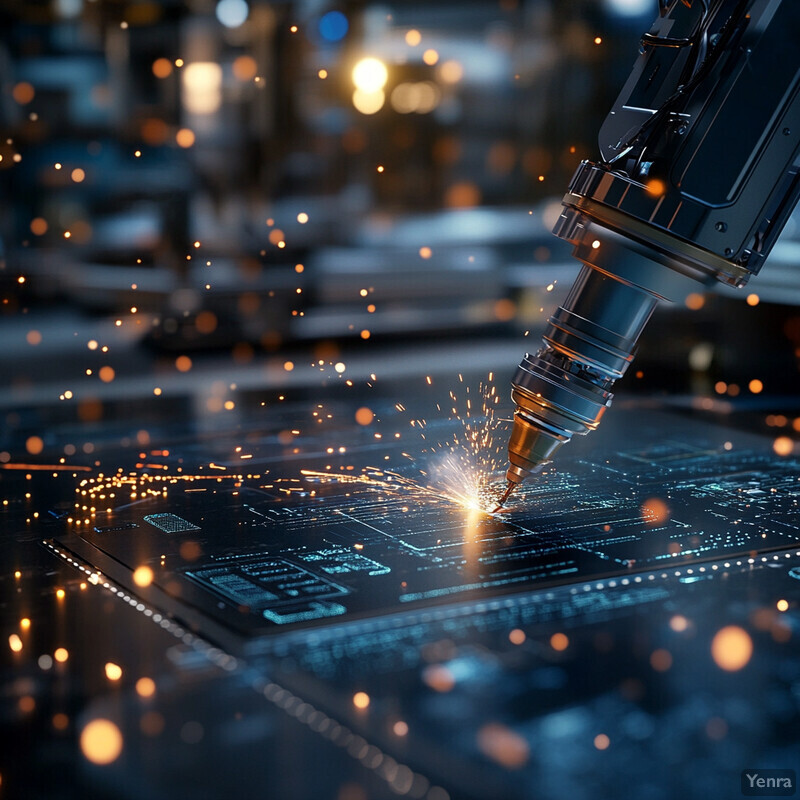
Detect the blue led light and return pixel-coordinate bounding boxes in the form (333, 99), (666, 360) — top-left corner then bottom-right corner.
(319, 11), (349, 43)
(216, 0), (249, 28)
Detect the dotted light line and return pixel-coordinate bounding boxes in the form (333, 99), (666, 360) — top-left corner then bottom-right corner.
(42, 540), (449, 799)
(566, 549), (800, 595)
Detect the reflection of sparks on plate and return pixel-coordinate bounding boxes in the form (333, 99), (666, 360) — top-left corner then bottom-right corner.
(304, 374), (508, 515)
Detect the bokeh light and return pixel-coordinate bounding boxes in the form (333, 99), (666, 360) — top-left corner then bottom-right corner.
(215, 0), (248, 28)
(319, 11), (348, 42)
(80, 719), (123, 765)
(352, 89), (385, 115)
(711, 625), (753, 671)
(352, 58), (388, 93)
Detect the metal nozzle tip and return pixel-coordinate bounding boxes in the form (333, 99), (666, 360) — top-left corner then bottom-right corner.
(492, 481), (516, 513)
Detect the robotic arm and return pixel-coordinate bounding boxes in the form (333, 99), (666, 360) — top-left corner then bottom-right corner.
(497, 0), (800, 509)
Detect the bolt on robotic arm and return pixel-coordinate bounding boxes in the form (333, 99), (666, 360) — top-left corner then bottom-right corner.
(497, 0), (800, 509)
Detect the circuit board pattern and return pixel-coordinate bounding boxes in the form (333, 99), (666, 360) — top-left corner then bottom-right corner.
(50, 409), (800, 636)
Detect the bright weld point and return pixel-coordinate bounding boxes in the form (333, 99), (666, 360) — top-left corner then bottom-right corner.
(405, 29), (421, 46)
(749, 379), (763, 394)
(645, 178), (666, 196)
(134, 150), (141, 157)
(334, 362), (346, 373)
(193, 241), (201, 248)
(318, 69), (328, 79)
(17, 276), (26, 284)
(359, 288), (368, 297)
(509, 628), (526, 645)
(594, 734), (610, 750)
(54, 647), (69, 663)
(711, 625), (752, 671)
(9, 634), (23, 653)
(352, 691), (370, 709)
(20, 618), (31, 630)
(290, 25), (298, 32)
(64, 231), (71, 239)
(550, 632), (569, 651)
(591, 240), (601, 249)
(56, 588), (66, 600)
(14, 571), (21, 579)
(746, 293), (759, 306)
(136, 677), (156, 698)
(777, 599), (789, 612)
(283, 361), (294, 372)
(54, 163), (62, 170)
(175, 58), (184, 67)
(297, 212), (308, 224)
(773, 436), (793, 456)
(594, 36), (603, 44)
(105, 662), (123, 681)
(80, 719), (123, 765)
(133, 566), (154, 587)
(419, 246), (432, 259)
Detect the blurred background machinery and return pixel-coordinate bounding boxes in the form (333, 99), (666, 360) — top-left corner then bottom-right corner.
(2, 0), (799, 430)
